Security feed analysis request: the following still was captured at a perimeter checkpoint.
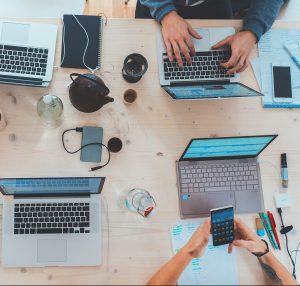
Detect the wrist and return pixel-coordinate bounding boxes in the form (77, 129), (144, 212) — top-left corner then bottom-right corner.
(239, 30), (257, 43)
(252, 239), (269, 257)
(161, 11), (178, 26)
(181, 242), (201, 259)
(179, 245), (195, 261)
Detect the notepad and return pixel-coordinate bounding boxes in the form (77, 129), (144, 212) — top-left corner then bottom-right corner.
(61, 14), (104, 69)
(171, 219), (238, 285)
(251, 29), (300, 108)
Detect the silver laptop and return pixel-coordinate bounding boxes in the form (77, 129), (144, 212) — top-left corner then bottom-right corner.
(157, 27), (262, 100)
(0, 176), (104, 267)
(0, 20), (57, 87)
(176, 135), (277, 218)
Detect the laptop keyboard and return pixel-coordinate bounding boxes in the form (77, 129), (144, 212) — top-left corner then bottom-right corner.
(14, 202), (90, 235)
(163, 50), (235, 81)
(0, 45), (48, 76)
(180, 162), (259, 193)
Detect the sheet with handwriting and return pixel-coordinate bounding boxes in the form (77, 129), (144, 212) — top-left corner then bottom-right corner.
(171, 219), (238, 285)
(251, 29), (300, 108)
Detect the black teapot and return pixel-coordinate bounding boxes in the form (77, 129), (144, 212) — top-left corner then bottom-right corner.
(69, 73), (114, 113)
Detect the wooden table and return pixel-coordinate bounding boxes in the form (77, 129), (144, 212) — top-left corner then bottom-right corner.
(0, 19), (300, 285)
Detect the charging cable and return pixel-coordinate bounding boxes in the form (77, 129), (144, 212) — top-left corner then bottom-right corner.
(277, 207), (296, 279)
(62, 128), (110, 172)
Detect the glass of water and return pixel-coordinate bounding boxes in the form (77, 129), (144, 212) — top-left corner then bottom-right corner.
(125, 189), (156, 217)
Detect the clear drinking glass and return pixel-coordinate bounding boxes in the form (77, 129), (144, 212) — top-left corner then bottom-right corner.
(125, 189), (156, 217)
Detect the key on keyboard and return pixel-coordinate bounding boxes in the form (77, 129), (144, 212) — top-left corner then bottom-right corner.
(0, 45), (48, 76)
(163, 50), (234, 81)
(14, 202), (90, 235)
(180, 162), (259, 193)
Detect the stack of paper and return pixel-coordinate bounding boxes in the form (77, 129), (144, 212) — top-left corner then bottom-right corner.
(251, 29), (300, 108)
(171, 219), (238, 285)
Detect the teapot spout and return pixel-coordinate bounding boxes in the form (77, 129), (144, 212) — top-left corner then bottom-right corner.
(106, 96), (114, 103)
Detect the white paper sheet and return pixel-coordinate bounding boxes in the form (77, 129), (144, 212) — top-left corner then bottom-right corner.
(251, 29), (300, 108)
(171, 219), (239, 285)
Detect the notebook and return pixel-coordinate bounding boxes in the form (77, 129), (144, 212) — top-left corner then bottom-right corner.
(251, 29), (300, 108)
(171, 219), (238, 285)
(61, 14), (104, 69)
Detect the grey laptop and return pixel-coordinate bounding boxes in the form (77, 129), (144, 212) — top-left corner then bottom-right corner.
(0, 176), (104, 267)
(0, 20), (57, 87)
(176, 135), (277, 218)
(157, 27), (262, 100)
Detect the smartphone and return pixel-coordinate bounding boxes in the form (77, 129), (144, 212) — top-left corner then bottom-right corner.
(211, 205), (234, 246)
(80, 126), (103, 163)
(272, 65), (293, 103)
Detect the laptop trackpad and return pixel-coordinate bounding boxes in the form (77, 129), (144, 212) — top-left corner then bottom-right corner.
(37, 239), (67, 262)
(206, 192), (235, 210)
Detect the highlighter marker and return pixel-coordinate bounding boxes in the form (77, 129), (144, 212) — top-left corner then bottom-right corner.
(281, 153), (288, 189)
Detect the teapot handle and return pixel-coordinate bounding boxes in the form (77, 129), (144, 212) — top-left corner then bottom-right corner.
(70, 73), (110, 93)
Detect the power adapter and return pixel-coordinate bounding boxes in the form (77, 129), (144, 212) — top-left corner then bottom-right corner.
(274, 193), (292, 208)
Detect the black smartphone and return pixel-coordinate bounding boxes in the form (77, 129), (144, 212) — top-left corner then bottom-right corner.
(80, 126), (103, 163)
(211, 205), (234, 246)
(272, 65), (293, 103)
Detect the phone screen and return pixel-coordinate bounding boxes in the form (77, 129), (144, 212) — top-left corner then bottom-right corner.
(211, 206), (234, 246)
(273, 66), (292, 99)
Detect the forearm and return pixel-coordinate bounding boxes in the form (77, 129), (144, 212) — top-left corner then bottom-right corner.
(242, 0), (284, 40)
(139, 0), (177, 22)
(259, 252), (297, 285)
(147, 248), (192, 285)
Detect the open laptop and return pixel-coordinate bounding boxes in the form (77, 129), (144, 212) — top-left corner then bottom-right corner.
(0, 20), (57, 87)
(157, 27), (262, 100)
(0, 176), (105, 267)
(176, 135), (277, 218)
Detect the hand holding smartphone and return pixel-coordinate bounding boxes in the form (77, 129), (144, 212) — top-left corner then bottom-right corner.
(211, 206), (234, 246)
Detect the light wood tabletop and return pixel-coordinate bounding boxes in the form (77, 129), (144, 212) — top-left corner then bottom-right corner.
(0, 18), (300, 285)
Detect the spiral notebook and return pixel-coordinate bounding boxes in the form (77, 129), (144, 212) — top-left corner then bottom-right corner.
(61, 14), (104, 69)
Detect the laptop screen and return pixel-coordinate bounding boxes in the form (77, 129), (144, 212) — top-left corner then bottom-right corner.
(164, 82), (262, 100)
(181, 135), (277, 160)
(0, 177), (105, 196)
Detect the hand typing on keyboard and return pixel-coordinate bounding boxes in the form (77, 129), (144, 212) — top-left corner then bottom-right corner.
(161, 11), (202, 66)
(212, 31), (257, 74)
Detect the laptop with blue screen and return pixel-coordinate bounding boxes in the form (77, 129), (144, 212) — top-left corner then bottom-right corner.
(0, 177), (105, 267)
(176, 135), (277, 218)
(157, 28), (263, 100)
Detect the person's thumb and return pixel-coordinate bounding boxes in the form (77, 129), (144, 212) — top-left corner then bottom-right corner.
(212, 36), (231, 49)
(232, 239), (253, 251)
(188, 26), (202, 39)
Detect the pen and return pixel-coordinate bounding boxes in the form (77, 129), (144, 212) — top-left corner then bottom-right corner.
(267, 211), (281, 250)
(259, 213), (277, 249)
(284, 44), (300, 70)
(281, 153), (288, 189)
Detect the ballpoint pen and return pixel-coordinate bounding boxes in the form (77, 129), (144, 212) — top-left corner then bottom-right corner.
(267, 211), (281, 250)
(284, 42), (300, 70)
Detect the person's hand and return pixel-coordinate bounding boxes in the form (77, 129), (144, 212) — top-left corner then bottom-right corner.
(161, 11), (202, 66)
(228, 219), (268, 254)
(182, 219), (210, 258)
(212, 31), (257, 74)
